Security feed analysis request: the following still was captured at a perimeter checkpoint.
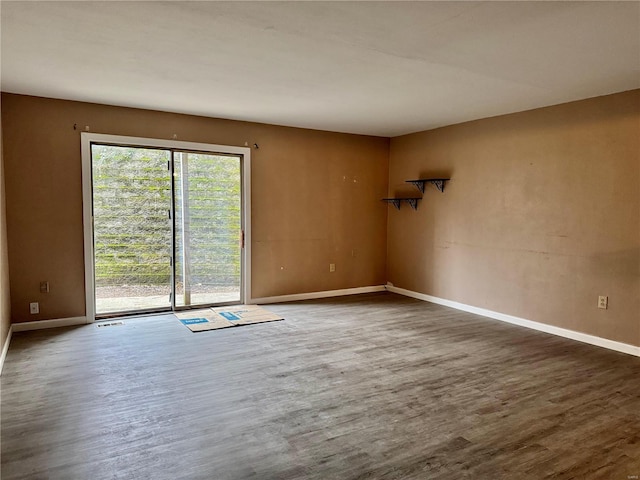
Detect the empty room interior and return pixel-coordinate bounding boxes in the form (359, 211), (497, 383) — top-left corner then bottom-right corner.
(0, 2), (639, 479)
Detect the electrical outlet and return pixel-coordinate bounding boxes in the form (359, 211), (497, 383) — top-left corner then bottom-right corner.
(329, 263), (336, 273)
(598, 296), (608, 309)
(30, 302), (39, 314)
(40, 281), (49, 293)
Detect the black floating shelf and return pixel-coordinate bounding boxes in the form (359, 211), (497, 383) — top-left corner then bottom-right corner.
(382, 198), (421, 210)
(406, 178), (450, 193)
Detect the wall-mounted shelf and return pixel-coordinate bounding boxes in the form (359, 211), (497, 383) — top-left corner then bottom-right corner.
(382, 198), (421, 210)
(383, 177), (449, 211)
(405, 178), (450, 193)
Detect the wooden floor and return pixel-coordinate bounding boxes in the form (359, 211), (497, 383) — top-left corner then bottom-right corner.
(1, 292), (638, 479)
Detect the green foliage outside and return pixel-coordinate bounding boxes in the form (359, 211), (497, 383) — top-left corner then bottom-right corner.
(92, 145), (241, 288)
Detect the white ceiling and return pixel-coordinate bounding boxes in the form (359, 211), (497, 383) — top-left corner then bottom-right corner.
(1, 1), (639, 137)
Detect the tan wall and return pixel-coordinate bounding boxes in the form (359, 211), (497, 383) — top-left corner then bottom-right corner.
(3, 90), (637, 346)
(388, 90), (640, 347)
(1, 93), (389, 323)
(0, 100), (11, 348)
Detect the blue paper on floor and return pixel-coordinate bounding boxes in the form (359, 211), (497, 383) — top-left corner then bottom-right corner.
(179, 318), (209, 325)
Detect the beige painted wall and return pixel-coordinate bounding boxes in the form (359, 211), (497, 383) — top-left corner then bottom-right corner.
(2, 90), (638, 347)
(0, 101), (11, 348)
(388, 90), (640, 347)
(1, 94), (389, 323)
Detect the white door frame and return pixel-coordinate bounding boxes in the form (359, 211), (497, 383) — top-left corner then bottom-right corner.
(81, 133), (251, 322)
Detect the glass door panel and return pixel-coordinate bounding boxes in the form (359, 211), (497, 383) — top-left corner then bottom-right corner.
(91, 145), (172, 316)
(174, 152), (242, 307)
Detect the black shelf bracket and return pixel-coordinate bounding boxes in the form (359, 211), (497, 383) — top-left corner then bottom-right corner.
(406, 178), (450, 193)
(382, 198), (421, 210)
(406, 198), (420, 210)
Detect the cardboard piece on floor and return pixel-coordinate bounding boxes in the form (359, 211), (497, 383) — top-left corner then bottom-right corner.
(209, 304), (283, 326)
(175, 309), (235, 332)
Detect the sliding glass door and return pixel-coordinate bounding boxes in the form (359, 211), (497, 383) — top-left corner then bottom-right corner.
(92, 145), (172, 315)
(173, 151), (242, 308)
(89, 142), (244, 318)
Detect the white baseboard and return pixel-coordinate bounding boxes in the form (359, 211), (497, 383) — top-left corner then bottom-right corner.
(250, 285), (386, 305)
(11, 316), (88, 332)
(386, 285), (640, 358)
(0, 324), (13, 375)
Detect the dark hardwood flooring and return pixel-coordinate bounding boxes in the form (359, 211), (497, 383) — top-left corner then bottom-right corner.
(1, 292), (638, 479)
